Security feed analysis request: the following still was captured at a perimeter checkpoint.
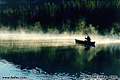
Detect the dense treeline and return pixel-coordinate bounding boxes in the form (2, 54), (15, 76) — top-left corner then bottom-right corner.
(0, 0), (120, 35)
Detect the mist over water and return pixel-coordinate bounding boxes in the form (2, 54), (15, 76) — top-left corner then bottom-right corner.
(0, 32), (120, 80)
(0, 0), (120, 79)
(0, 32), (119, 44)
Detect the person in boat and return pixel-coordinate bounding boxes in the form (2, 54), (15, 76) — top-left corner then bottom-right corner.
(85, 36), (91, 42)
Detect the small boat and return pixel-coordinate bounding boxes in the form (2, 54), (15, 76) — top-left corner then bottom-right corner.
(75, 39), (95, 46)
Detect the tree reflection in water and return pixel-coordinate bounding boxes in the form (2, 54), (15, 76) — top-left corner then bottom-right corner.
(0, 41), (120, 77)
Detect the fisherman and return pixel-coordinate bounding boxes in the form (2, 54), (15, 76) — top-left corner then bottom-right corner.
(85, 36), (91, 42)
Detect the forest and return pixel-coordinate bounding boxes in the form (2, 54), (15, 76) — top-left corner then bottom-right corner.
(0, 0), (120, 35)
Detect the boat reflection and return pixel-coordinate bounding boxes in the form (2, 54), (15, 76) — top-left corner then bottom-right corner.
(75, 43), (95, 50)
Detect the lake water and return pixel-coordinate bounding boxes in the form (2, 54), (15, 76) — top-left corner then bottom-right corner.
(0, 34), (120, 80)
(0, 1), (7, 4)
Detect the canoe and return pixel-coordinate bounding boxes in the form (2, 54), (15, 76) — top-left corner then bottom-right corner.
(75, 39), (95, 46)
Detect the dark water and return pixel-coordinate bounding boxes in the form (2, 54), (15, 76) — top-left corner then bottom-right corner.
(0, 40), (120, 80)
(0, 1), (7, 4)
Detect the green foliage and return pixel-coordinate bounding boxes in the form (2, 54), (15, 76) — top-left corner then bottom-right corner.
(0, 0), (119, 35)
(75, 0), (80, 9)
(81, 0), (88, 8)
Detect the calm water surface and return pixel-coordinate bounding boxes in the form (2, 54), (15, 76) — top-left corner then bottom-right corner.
(0, 37), (120, 80)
